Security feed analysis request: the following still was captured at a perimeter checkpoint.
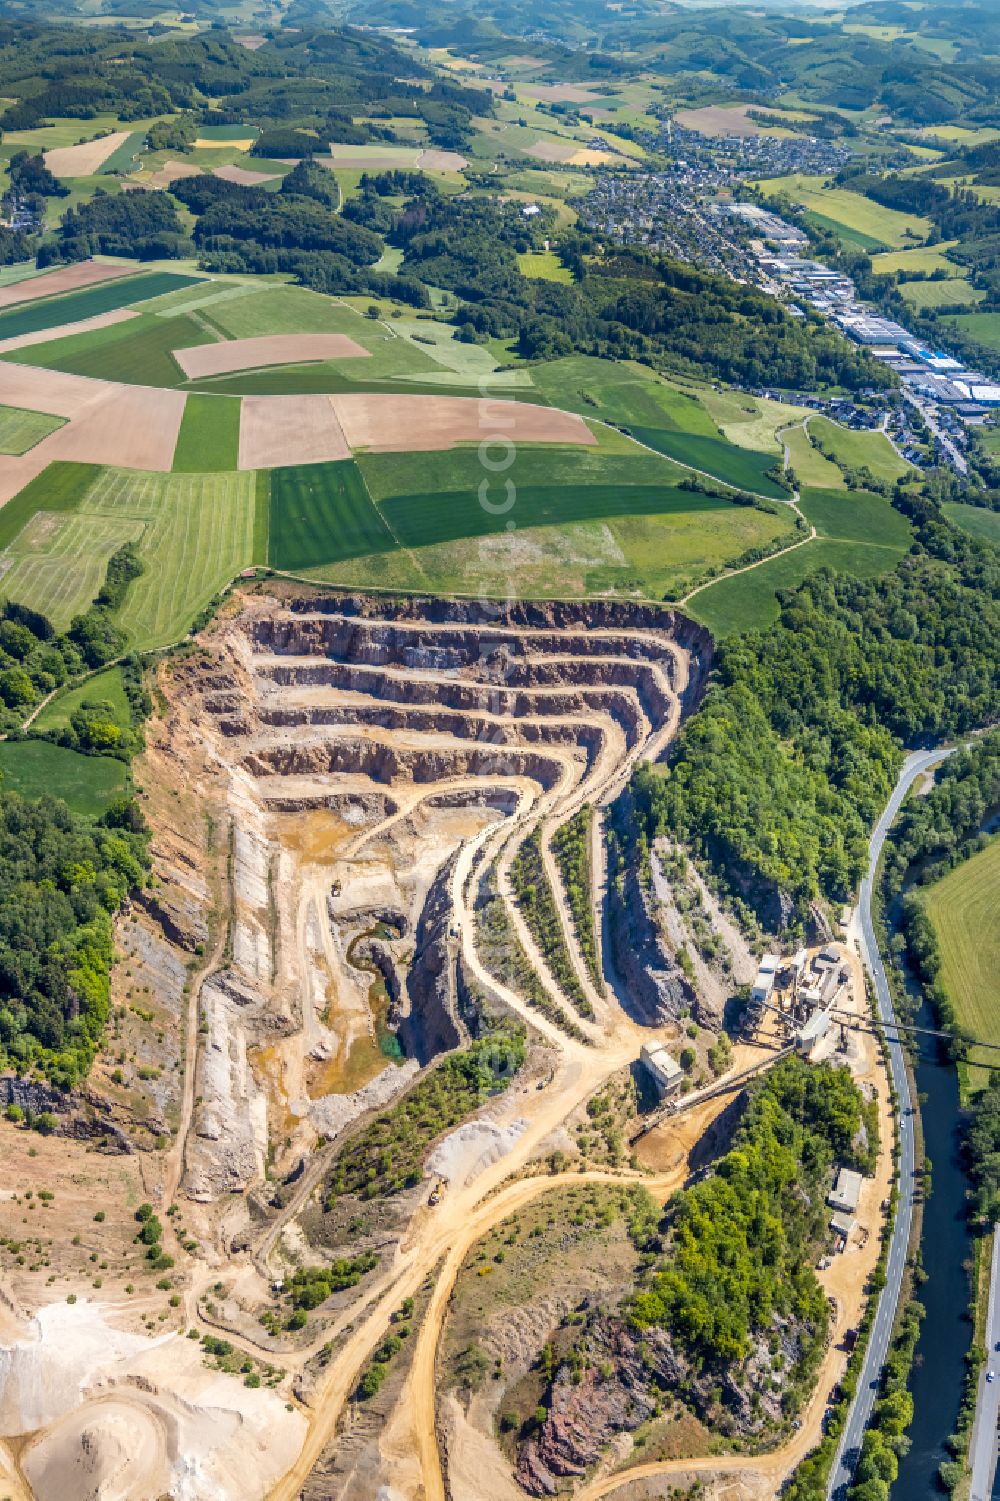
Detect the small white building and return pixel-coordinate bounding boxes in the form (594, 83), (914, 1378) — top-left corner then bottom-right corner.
(828, 1167), (864, 1215)
(798, 1008), (831, 1059)
(751, 953), (780, 1004)
(640, 1043), (683, 1098)
(830, 1210), (855, 1246)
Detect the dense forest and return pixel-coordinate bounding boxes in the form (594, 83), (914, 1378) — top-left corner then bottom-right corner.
(628, 494), (1000, 929)
(390, 194), (887, 391)
(0, 792), (148, 1087)
(0, 19), (466, 143)
(0, 542), (151, 1086)
(632, 1058), (873, 1364)
(520, 1058), (875, 1460)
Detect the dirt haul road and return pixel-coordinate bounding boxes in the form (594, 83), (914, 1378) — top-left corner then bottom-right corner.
(402, 948), (889, 1501)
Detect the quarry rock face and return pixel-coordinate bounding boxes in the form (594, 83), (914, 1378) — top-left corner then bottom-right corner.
(137, 588), (712, 1210)
(516, 1308), (807, 1495)
(609, 860), (697, 1026)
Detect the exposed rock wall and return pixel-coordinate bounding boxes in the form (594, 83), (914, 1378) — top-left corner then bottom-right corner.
(241, 740), (568, 792)
(608, 862), (696, 1026)
(401, 852), (464, 1064)
(187, 969), (288, 1200)
(517, 1305), (806, 1496)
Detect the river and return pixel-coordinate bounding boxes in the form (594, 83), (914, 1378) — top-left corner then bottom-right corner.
(891, 969), (974, 1496)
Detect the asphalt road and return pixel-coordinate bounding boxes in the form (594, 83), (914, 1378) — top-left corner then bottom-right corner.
(969, 1231), (1000, 1500)
(829, 746), (954, 1499)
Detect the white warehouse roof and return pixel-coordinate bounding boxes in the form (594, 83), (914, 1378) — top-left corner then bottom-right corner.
(828, 1167), (864, 1214)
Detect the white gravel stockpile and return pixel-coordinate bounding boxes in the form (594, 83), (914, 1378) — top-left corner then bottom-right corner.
(427, 1117), (528, 1189)
(1, 1299), (306, 1500)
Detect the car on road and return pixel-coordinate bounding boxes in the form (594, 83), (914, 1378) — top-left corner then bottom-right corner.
(987, 1370), (995, 1384)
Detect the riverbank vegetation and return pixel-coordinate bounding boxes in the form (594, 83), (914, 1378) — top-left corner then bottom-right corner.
(884, 731), (1000, 1083)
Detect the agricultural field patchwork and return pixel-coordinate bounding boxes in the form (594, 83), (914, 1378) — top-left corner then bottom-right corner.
(284, 440), (795, 597)
(83, 468), (257, 651)
(529, 357), (789, 493)
(0, 462), (255, 645)
(0, 461), (99, 551)
(9, 311), (215, 386)
(0, 271), (202, 343)
(0, 507), (145, 630)
(297, 500), (794, 600)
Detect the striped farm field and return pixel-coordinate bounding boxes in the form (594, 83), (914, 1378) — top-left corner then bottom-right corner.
(924, 837), (1000, 1093)
(79, 469), (256, 650)
(269, 460), (395, 571)
(173, 394), (242, 471)
(0, 272), (202, 343)
(0, 462), (255, 643)
(0, 508), (144, 629)
(0, 404), (65, 454)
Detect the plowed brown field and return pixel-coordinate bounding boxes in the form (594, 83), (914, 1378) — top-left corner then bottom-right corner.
(175, 333), (368, 379)
(238, 394), (351, 469)
(0, 261), (135, 309)
(329, 392), (596, 451)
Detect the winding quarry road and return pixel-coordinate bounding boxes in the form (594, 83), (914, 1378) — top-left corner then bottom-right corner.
(829, 746), (954, 1499)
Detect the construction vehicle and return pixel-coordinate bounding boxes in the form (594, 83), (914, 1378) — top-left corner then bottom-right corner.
(428, 1179), (446, 1207)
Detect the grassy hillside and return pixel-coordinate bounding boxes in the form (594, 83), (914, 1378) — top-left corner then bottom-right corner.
(925, 838), (1000, 1092)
